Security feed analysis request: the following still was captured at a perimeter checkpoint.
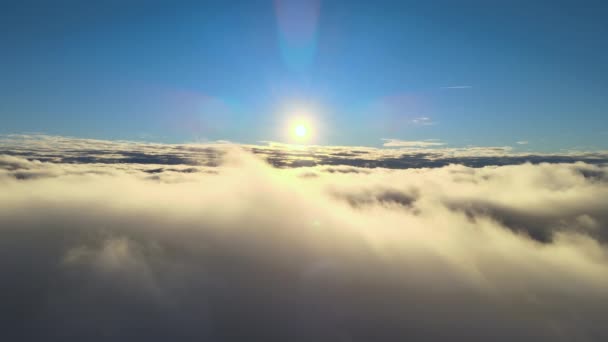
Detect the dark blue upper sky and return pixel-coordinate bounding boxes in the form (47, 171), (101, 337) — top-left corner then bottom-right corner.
(1, 0), (607, 151)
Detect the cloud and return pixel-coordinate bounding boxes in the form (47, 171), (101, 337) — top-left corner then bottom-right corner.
(382, 139), (445, 148)
(410, 116), (436, 125)
(517, 141), (529, 145)
(441, 85), (473, 89)
(1, 143), (608, 341)
(3, 134), (608, 170)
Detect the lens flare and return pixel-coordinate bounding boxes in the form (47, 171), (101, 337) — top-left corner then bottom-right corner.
(275, 0), (321, 72)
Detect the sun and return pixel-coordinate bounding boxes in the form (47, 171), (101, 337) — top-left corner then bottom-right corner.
(282, 106), (318, 143)
(290, 119), (311, 142)
(294, 124), (307, 137)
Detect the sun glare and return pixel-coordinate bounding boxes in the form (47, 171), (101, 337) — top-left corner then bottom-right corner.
(294, 124), (307, 137)
(288, 115), (312, 142)
(283, 106), (319, 144)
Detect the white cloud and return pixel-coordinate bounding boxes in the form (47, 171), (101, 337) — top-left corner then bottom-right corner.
(382, 138), (445, 148)
(410, 116), (436, 125)
(517, 141), (529, 145)
(3, 134), (608, 170)
(1, 147), (608, 340)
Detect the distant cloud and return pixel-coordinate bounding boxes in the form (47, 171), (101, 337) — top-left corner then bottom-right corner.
(2, 134), (608, 170)
(441, 85), (473, 89)
(382, 138), (445, 148)
(410, 116), (436, 126)
(517, 141), (529, 145)
(214, 139), (234, 144)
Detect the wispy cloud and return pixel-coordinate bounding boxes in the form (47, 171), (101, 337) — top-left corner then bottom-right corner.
(516, 141), (529, 145)
(410, 116), (436, 126)
(382, 139), (445, 148)
(441, 85), (473, 89)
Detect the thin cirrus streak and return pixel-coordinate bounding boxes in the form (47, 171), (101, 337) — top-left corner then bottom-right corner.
(441, 85), (473, 89)
(381, 139), (445, 148)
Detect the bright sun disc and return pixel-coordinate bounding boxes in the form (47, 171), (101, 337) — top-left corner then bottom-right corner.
(284, 108), (317, 143)
(294, 124), (307, 137)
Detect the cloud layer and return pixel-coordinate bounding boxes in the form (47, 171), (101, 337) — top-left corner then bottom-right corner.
(3, 134), (608, 169)
(1, 136), (608, 341)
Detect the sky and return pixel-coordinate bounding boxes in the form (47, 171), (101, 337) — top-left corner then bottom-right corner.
(2, 2), (608, 340)
(1, 0), (607, 151)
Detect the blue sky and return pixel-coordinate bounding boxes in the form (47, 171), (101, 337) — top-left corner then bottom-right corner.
(1, 0), (607, 151)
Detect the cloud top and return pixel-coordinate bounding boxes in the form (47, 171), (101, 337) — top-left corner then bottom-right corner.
(1, 141), (608, 340)
(3, 134), (606, 170)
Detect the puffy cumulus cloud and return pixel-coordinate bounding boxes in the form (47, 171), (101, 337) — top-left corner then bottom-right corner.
(1, 146), (608, 341)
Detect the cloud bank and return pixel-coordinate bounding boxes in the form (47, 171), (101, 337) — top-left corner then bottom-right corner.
(3, 134), (608, 169)
(1, 136), (608, 341)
